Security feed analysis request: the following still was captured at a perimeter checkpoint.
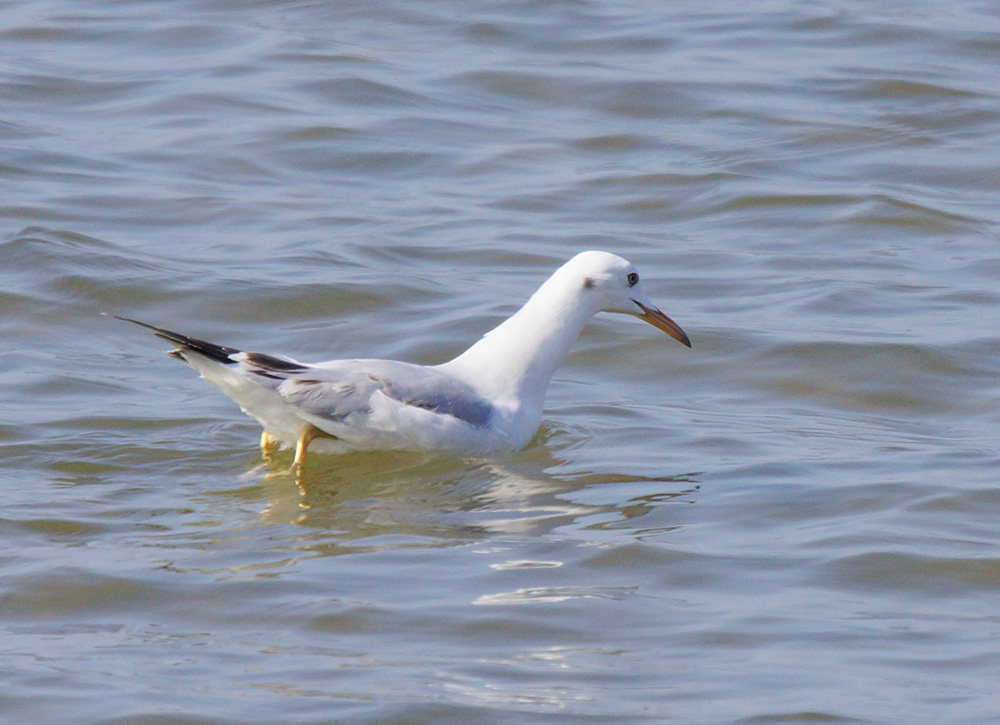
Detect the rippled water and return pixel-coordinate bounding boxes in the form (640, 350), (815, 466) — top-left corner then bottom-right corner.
(4, 0), (1000, 722)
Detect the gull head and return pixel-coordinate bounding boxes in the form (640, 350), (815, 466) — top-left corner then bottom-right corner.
(569, 251), (691, 347)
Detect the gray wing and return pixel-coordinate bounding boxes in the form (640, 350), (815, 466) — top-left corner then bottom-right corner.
(238, 355), (494, 428)
(106, 317), (493, 428)
(367, 366), (494, 428)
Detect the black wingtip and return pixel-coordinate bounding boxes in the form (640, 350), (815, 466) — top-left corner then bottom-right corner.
(102, 313), (160, 334)
(105, 313), (241, 364)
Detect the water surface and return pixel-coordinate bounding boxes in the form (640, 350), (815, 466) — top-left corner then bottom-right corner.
(3, 0), (1000, 722)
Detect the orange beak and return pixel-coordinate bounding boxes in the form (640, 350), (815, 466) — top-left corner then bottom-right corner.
(634, 300), (691, 348)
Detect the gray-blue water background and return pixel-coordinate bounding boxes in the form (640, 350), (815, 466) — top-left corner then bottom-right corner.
(4, 1), (1000, 722)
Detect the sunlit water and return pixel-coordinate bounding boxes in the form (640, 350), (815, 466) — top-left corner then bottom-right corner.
(4, 1), (1000, 722)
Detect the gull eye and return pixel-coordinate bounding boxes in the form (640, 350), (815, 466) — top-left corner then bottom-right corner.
(626, 272), (639, 287)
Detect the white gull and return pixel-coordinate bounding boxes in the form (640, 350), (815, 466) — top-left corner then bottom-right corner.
(110, 251), (690, 465)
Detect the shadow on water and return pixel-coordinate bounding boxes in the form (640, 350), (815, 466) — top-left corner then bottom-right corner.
(209, 441), (702, 552)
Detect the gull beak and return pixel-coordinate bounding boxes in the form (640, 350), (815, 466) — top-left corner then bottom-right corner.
(633, 300), (691, 348)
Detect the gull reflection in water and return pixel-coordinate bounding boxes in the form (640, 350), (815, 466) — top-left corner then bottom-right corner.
(232, 446), (699, 555)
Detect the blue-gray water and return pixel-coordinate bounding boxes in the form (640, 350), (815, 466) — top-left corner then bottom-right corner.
(4, 1), (1000, 722)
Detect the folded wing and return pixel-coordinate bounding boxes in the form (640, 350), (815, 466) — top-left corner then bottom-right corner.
(110, 316), (496, 448)
(262, 358), (494, 429)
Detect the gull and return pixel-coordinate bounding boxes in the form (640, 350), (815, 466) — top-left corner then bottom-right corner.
(109, 251), (690, 466)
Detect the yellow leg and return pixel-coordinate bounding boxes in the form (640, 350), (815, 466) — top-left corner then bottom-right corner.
(260, 430), (278, 459)
(261, 424), (335, 480)
(293, 424), (322, 469)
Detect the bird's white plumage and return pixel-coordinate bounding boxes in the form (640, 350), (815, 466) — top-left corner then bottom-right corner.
(115, 251), (690, 457)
